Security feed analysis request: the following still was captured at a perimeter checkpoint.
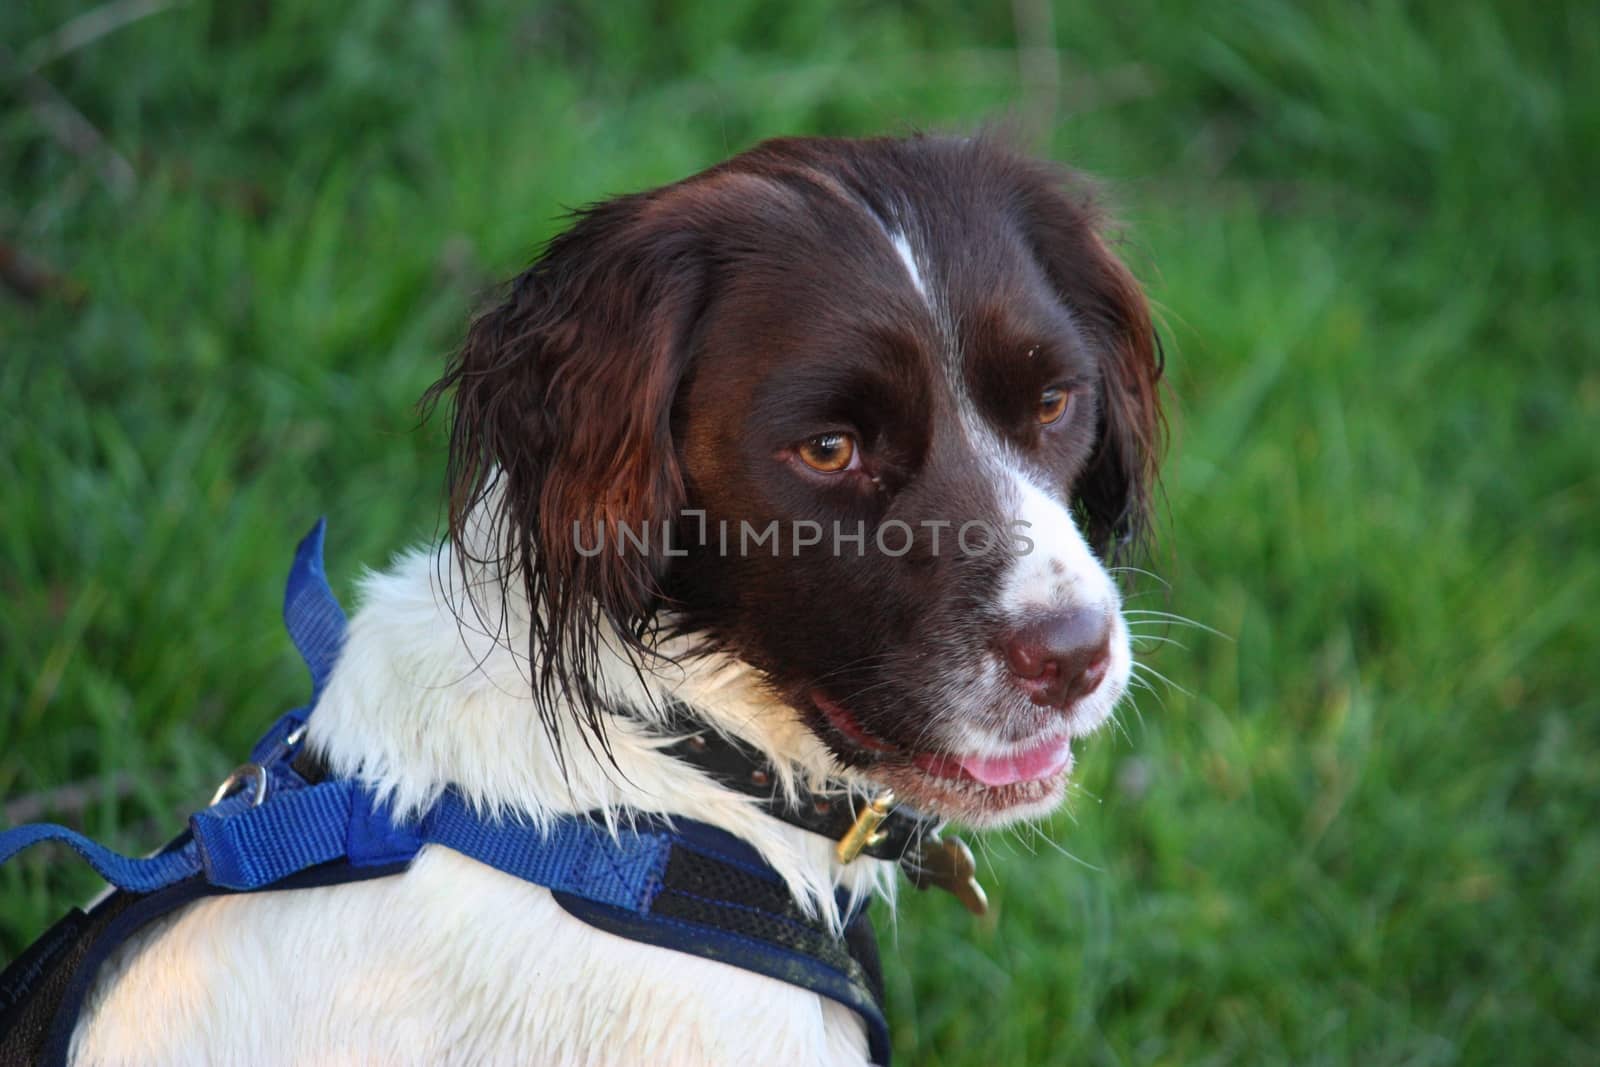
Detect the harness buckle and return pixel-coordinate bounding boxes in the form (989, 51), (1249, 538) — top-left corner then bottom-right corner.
(209, 763), (269, 808)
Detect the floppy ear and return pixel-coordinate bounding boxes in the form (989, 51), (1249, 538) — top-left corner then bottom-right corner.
(423, 193), (709, 749)
(1016, 165), (1166, 558)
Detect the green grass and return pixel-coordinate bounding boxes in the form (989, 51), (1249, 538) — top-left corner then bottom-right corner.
(3, 2), (1597, 1063)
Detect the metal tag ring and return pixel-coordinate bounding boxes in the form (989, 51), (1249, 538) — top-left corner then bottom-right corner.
(209, 763), (269, 808)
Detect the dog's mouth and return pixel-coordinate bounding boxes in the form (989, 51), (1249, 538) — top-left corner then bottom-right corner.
(808, 690), (1074, 823)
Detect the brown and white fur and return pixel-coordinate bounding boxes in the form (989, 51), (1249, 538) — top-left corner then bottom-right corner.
(67, 134), (1163, 1066)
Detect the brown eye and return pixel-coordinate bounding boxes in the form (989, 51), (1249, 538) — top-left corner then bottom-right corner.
(1038, 387), (1071, 425)
(797, 433), (857, 473)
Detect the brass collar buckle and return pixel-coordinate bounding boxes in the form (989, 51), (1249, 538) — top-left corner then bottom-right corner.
(834, 790), (897, 864)
(834, 789), (989, 917)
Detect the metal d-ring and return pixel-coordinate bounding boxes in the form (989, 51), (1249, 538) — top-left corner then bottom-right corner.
(209, 763), (269, 808)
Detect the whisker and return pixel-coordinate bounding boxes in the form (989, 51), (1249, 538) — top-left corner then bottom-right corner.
(1108, 705), (1135, 741)
(1106, 565), (1171, 590)
(1124, 675), (1171, 714)
(1024, 823), (1102, 872)
(1121, 610), (1230, 640)
(1127, 632), (1189, 651)
(1130, 661), (1195, 699)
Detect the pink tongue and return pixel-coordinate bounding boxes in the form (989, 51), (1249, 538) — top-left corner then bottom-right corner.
(956, 737), (1073, 786)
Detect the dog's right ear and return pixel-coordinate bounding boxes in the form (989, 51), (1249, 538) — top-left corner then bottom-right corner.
(423, 192), (710, 750)
(1010, 157), (1166, 560)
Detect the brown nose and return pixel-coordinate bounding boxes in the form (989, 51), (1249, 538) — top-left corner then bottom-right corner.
(1001, 608), (1112, 709)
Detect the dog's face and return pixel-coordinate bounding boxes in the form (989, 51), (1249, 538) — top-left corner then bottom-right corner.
(434, 136), (1162, 827)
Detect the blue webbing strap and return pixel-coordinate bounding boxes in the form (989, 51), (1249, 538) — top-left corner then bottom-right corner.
(189, 782), (354, 890)
(423, 798), (672, 912)
(3, 783), (674, 909)
(0, 825), (198, 896)
(192, 784), (674, 910)
(249, 518), (348, 763)
(283, 517), (346, 699)
(192, 783), (675, 909)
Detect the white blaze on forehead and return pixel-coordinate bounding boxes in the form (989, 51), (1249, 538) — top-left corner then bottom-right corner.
(889, 231), (930, 305)
(869, 209), (1116, 623)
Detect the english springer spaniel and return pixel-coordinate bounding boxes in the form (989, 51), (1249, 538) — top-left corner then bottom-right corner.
(67, 134), (1163, 1065)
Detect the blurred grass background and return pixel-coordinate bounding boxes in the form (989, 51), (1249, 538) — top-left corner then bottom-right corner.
(3, 1), (1597, 1063)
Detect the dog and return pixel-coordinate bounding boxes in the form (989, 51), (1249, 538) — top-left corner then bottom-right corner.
(60, 134), (1163, 1066)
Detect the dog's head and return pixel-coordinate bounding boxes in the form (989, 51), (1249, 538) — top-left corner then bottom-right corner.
(429, 135), (1163, 826)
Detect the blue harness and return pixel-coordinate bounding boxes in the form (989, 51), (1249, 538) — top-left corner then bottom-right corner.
(0, 522), (890, 1066)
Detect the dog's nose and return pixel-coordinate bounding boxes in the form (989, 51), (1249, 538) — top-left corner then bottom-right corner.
(1001, 608), (1112, 709)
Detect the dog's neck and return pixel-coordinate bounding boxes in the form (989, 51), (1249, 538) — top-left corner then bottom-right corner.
(305, 538), (895, 927)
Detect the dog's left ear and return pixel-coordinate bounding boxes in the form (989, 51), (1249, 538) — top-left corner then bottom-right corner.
(1015, 163), (1166, 557)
